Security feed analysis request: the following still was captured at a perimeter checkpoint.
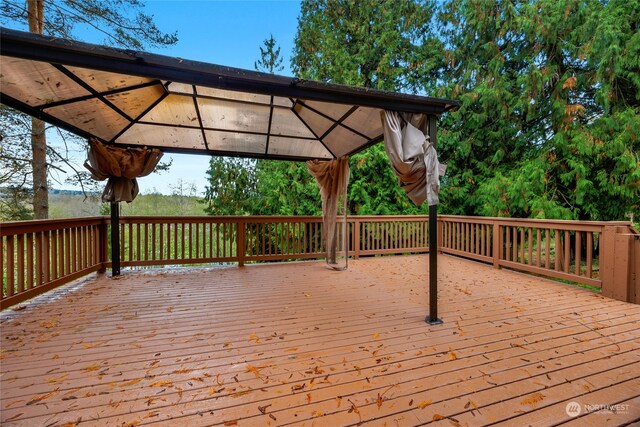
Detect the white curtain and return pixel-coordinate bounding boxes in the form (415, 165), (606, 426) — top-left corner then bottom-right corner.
(381, 111), (445, 206)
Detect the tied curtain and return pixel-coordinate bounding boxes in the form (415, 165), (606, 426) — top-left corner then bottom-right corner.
(307, 157), (350, 268)
(84, 138), (163, 203)
(381, 111), (445, 206)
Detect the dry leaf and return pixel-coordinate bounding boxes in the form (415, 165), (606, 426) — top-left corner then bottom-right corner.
(312, 410), (325, 417)
(448, 348), (458, 361)
(433, 414), (445, 421)
(248, 333), (260, 343)
(258, 404), (272, 414)
(521, 392), (545, 409)
(81, 363), (101, 372)
(306, 393), (312, 404)
(4, 413), (24, 422)
(336, 396), (343, 408)
(246, 365), (264, 379)
(122, 421), (140, 427)
(27, 388), (59, 405)
(417, 400), (433, 409)
(83, 340), (108, 349)
(376, 393), (384, 409)
(172, 368), (193, 374)
(230, 390), (252, 398)
(166, 307), (173, 312)
(118, 378), (143, 387)
(223, 420), (238, 426)
(372, 333), (380, 339)
(347, 399), (362, 422)
(150, 380), (173, 387)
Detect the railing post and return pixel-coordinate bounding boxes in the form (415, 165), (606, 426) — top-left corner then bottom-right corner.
(601, 226), (635, 302)
(437, 217), (443, 253)
(353, 217), (360, 259)
(493, 222), (501, 269)
(237, 219), (246, 267)
(98, 216), (108, 274)
(110, 202), (120, 276)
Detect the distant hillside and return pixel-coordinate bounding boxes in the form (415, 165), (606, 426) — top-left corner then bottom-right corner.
(49, 191), (207, 219)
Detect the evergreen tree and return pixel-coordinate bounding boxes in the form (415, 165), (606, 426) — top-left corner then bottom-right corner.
(438, 0), (639, 220)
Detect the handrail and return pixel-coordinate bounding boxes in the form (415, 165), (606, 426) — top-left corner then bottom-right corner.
(2, 215), (637, 309)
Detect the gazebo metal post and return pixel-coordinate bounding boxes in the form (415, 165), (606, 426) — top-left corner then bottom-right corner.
(426, 114), (442, 325)
(110, 202), (121, 276)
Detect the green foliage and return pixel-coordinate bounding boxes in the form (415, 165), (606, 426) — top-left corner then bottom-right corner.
(0, 186), (34, 221)
(254, 34), (285, 73)
(203, 157), (257, 215)
(438, 0), (639, 220)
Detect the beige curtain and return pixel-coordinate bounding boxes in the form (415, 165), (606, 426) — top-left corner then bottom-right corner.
(307, 157), (350, 267)
(381, 111), (445, 206)
(84, 138), (163, 203)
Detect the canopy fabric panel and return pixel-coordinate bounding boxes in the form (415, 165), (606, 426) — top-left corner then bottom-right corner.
(84, 138), (163, 202)
(381, 111), (446, 206)
(0, 28), (458, 161)
(307, 157), (350, 269)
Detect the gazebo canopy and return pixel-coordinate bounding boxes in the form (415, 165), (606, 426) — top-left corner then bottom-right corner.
(0, 27), (458, 161)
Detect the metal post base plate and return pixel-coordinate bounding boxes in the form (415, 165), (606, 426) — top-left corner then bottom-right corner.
(425, 316), (443, 325)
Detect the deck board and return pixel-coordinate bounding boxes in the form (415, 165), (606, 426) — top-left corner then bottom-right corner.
(2, 255), (639, 426)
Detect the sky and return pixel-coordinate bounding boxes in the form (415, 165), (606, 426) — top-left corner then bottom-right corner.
(6, 0), (302, 195)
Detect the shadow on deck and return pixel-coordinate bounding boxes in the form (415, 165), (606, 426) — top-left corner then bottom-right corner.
(1, 255), (639, 426)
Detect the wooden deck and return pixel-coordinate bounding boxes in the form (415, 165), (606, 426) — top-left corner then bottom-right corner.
(1, 255), (639, 426)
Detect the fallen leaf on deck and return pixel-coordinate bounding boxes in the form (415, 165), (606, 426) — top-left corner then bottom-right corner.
(172, 369), (193, 374)
(230, 390), (252, 398)
(433, 414), (445, 421)
(122, 421), (140, 427)
(376, 393), (384, 409)
(347, 399), (362, 422)
(27, 388), (60, 405)
(303, 292), (312, 297)
(81, 363), (101, 372)
(417, 400), (433, 409)
(372, 333), (380, 339)
(292, 383), (306, 392)
(118, 378), (143, 387)
(448, 348), (458, 361)
(4, 413), (23, 421)
(46, 374), (69, 384)
(166, 307), (173, 312)
(39, 318), (59, 329)
(285, 347), (298, 352)
(83, 340), (108, 349)
(464, 400), (478, 409)
(248, 333), (260, 343)
(312, 410), (325, 417)
(150, 380), (173, 387)
(520, 392), (545, 409)
(52, 354), (60, 360)
(246, 365), (265, 379)
(223, 420), (238, 426)
(258, 404), (272, 414)
(336, 396), (342, 408)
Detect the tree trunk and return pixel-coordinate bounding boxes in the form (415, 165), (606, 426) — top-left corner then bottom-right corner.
(31, 118), (48, 218)
(28, 0), (48, 219)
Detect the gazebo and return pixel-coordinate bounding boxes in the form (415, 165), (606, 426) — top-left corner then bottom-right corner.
(1, 27), (458, 324)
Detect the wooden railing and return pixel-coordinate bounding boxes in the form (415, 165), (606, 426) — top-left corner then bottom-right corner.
(2, 215), (638, 309)
(438, 215), (636, 288)
(1, 217), (106, 309)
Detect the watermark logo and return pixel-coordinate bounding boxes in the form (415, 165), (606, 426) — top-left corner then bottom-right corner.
(566, 402), (582, 417)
